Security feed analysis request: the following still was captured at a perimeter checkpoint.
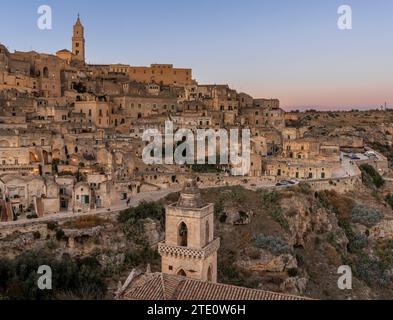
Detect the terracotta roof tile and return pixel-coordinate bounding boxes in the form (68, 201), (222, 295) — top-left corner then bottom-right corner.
(119, 273), (309, 301)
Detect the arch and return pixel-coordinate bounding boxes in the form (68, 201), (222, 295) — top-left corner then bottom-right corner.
(205, 220), (210, 245)
(207, 265), (213, 282)
(177, 269), (187, 277)
(178, 222), (188, 247)
(43, 67), (49, 78)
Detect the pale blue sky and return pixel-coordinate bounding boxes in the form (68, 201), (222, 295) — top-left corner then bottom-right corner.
(0, 0), (392, 110)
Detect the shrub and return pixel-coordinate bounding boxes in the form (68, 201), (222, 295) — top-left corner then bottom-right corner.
(352, 205), (382, 226)
(385, 194), (393, 210)
(254, 234), (290, 255)
(32, 231), (41, 240)
(65, 216), (104, 230)
(355, 254), (391, 286)
(298, 183), (312, 195)
(47, 222), (58, 231)
(230, 186), (246, 204)
(257, 190), (289, 231)
(56, 229), (66, 241)
(287, 268), (299, 277)
(360, 164), (385, 189)
(0, 251), (107, 300)
(349, 234), (369, 251)
(125, 246), (160, 268)
(214, 199), (224, 218)
(118, 201), (164, 227)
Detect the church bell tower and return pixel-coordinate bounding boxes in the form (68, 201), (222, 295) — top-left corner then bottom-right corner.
(72, 14), (85, 63)
(158, 178), (220, 283)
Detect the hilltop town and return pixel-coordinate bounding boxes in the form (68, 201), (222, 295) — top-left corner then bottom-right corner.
(1, 17), (393, 300)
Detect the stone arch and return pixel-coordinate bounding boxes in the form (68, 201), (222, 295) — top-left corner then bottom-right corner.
(178, 222), (188, 247)
(205, 220), (210, 245)
(177, 269), (187, 277)
(43, 67), (49, 78)
(207, 265), (213, 282)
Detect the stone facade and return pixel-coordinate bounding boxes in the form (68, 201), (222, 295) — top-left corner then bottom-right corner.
(159, 180), (219, 283)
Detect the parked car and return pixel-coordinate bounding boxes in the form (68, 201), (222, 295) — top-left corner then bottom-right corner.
(276, 180), (292, 187)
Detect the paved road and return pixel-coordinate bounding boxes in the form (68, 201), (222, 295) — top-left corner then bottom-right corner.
(0, 159), (362, 230)
(0, 188), (181, 230)
(331, 155), (361, 179)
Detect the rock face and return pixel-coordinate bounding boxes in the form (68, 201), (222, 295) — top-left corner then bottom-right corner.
(236, 250), (297, 273)
(223, 205), (254, 225)
(63, 226), (103, 238)
(370, 220), (393, 239)
(280, 277), (308, 295)
(280, 195), (347, 251)
(143, 218), (163, 245)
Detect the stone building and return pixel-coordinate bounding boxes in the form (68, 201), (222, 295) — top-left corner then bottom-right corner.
(72, 15), (85, 64)
(158, 179), (220, 283)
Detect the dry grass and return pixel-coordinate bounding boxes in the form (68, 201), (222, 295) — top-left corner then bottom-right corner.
(64, 215), (105, 229)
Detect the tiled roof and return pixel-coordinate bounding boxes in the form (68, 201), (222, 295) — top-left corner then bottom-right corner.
(119, 272), (309, 301)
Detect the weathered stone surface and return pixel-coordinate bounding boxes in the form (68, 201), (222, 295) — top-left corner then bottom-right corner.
(223, 206), (254, 225)
(237, 251), (297, 273)
(143, 218), (162, 245)
(280, 277), (308, 295)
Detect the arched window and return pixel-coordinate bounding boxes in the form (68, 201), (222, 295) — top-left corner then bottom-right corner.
(177, 269), (187, 277)
(207, 266), (213, 282)
(43, 67), (49, 78)
(178, 222), (188, 247)
(205, 221), (210, 245)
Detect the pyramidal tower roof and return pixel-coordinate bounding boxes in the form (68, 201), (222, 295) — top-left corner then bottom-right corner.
(176, 176), (205, 209)
(74, 14), (83, 26)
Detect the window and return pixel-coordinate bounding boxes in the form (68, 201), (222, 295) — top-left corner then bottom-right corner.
(178, 222), (188, 247)
(81, 195), (90, 204)
(177, 269), (186, 277)
(205, 221), (210, 245)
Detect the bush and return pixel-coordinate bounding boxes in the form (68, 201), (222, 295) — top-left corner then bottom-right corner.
(360, 164), (385, 189)
(355, 254), (391, 287)
(47, 222), (59, 231)
(64, 216), (104, 230)
(254, 234), (290, 255)
(298, 183), (312, 195)
(352, 205), (382, 226)
(257, 190), (289, 231)
(118, 201), (164, 227)
(230, 186), (246, 204)
(385, 194), (393, 210)
(56, 229), (66, 241)
(349, 234), (369, 251)
(32, 231), (41, 240)
(0, 251), (107, 300)
(125, 246), (160, 268)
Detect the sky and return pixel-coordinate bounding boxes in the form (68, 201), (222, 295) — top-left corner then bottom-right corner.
(0, 0), (392, 110)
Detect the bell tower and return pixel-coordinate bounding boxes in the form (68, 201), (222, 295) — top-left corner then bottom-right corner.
(158, 178), (220, 283)
(72, 14), (85, 63)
